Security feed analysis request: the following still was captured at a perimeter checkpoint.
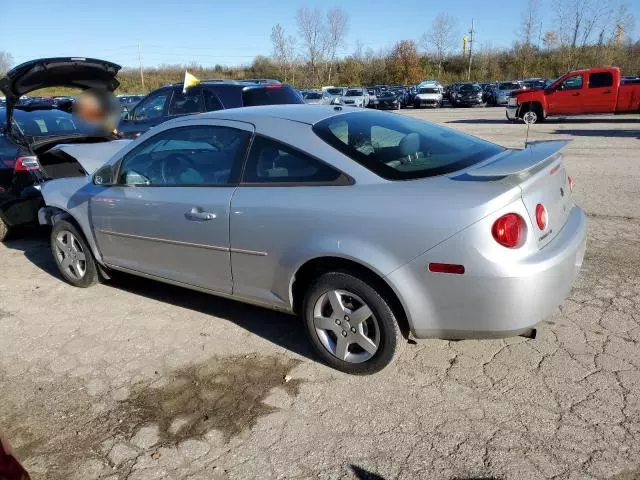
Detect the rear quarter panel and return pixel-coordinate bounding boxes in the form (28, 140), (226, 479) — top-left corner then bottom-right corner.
(616, 84), (640, 113)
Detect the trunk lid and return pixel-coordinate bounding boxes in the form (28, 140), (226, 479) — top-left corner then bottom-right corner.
(0, 57), (121, 130)
(466, 140), (573, 248)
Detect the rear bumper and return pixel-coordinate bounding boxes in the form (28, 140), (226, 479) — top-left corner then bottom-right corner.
(387, 206), (587, 339)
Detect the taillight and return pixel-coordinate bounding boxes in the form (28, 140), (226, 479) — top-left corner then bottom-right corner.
(535, 204), (547, 230)
(568, 175), (574, 192)
(14, 156), (40, 171)
(492, 213), (525, 248)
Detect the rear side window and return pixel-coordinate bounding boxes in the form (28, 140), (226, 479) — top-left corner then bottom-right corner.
(242, 86), (303, 106)
(313, 111), (503, 181)
(242, 135), (343, 185)
(589, 72), (613, 88)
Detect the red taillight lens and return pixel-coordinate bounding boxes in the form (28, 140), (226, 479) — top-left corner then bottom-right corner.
(492, 213), (525, 248)
(568, 175), (574, 192)
(14, 156), (40, 171)
(535, 204), (547, 230)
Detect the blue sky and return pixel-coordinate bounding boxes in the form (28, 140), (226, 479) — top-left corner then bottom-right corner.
(1, 0), (638, 68)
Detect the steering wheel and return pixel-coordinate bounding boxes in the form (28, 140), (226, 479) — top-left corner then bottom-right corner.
(160, 154), (196, 184)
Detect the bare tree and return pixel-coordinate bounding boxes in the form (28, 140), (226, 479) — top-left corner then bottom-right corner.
(421, 13), (458, 76)
(553, 0), (611, 48)
(324, 7), (349, 84)
(519, 0), (542, 47)
(270, 24), (297, 83)
(296, 7), (326, 85)
(0, 51), (13, 75)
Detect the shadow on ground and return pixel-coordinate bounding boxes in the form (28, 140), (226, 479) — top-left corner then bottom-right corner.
(551, 128), (640, 139)
(3, 234), (317, 363)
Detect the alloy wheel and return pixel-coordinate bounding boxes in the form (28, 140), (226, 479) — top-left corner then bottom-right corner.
(312, 289), (380, 363)
(54, 230), (87, 280)
(522, 110), (538, 124)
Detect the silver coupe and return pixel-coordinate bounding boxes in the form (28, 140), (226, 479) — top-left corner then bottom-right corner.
(39, 105), (587, 374)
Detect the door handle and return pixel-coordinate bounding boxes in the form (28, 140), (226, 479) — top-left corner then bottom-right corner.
(572, 92), (580, 96)
(184, 208), (216, 221)
(603, 90), (611, 94)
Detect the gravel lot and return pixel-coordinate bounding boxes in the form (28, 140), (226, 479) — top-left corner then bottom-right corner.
(1, 107), (639, 480)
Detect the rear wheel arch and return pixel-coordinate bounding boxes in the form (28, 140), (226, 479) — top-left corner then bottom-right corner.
(290, 256), (411, 339)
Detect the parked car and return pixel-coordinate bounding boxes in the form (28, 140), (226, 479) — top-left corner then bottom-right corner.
(507, 67), (640, 124)
(341, 88), (369, 108)
(0, 57), (122, 241)
(450, 83), (485, 107)
(389, 87), (409, 107)
(375, 90), (402, 110)
(413, 86), (443, 108)
(488, 81), (522, 106)
(366, 88), (379, 108)
(302, 91), (324, 105)
(117, 81), (304, 138)
(38, 105), (586, 374)
(321, 87), (347, 105)
(521, 78), (547, 89)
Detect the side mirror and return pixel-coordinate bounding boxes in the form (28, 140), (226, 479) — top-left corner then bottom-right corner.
(93, 164), (115, 186)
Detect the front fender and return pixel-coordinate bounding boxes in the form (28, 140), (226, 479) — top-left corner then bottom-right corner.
(40, 178), (103, 263)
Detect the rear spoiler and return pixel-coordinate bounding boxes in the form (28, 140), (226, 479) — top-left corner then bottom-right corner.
(467, 140), (570, 177)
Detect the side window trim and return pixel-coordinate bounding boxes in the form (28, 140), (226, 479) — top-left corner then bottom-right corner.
(114, 125), (251, 188)
(239, 134), (353, 187)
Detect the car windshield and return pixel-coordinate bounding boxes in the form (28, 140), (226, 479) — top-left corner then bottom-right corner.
(345, 90), (363, 96)
(459, 85), (481, 92)
(4, 107), (100, 138)
(313, 111), (503, 180)
(419, 88), (439, 94)
(499, 82), (520, 90)
(326, 88), (344, 95)
(242, 85), (303, 106)
(304, 92), (322, 99)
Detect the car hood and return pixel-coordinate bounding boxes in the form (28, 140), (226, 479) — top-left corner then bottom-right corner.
(44, 139), (131, 175)
(0, 57), (121, 128)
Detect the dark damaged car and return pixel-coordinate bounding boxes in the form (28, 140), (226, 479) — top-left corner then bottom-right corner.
(0, 57), (130, 241)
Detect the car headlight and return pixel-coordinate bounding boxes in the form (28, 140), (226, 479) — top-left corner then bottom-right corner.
(508, 97), (518, 107)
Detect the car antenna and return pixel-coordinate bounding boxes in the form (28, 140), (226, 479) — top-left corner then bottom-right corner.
(524, 118), (531, 149)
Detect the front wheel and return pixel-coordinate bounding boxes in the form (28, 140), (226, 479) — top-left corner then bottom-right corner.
(302, 272), (403, 374)
(521, 106), (543, 124)
(51, 220), (99, 287)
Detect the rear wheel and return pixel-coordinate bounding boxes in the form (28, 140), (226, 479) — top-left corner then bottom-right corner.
(302, 272), (403, 374)
(51, 220), (99, 287)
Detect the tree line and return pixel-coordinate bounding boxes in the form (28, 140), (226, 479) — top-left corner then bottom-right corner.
(1, 0), (638, 95)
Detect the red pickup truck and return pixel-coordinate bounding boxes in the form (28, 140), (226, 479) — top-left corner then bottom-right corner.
(506, 67), (640, 124)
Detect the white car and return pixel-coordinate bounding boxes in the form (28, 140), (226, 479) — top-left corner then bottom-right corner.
(413, 86), (443, 108)
(341, 88), (368, 108)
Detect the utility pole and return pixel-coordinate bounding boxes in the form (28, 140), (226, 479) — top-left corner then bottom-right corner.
(137, 42), (145, 91)
(467, 19), (474, 81)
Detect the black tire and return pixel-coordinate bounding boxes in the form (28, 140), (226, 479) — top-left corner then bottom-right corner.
(302, 271), (403, 375)
(51, 219), (99, 288)
(0, 217), (8, 242)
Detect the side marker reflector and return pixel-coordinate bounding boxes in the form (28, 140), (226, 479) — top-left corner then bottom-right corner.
(428, 263), (465, 274)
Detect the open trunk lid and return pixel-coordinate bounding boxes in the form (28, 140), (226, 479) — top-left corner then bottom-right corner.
(467, 140), (573, 249)
(0, 57), (121, 130)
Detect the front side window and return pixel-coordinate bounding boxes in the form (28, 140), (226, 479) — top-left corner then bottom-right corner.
(559, 75), (583, 90)
(313, 111), (504, 181)
(589, 72), (613, 88)
(243, 136), (343, 184)
(168, 87), (205, 115)
(118, 125), (250, 186)
(132, 91), (170, 121)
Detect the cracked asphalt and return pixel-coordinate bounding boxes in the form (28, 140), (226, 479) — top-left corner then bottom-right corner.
(1, 108), (639, 479)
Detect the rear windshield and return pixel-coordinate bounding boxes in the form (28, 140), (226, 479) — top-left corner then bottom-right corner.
(242, 85), (303, 106)
(499, 82), (520, 90)
(8, 108), (99, 138)
(419, 88), (439, 94)
(312, 111), (503, 180)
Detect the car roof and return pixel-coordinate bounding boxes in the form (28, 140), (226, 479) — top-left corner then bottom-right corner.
(197, 104), (355, 125)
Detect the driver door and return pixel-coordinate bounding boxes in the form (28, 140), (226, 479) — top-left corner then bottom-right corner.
(90, 120), (254, 293)
(547, 74), (584, 115)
